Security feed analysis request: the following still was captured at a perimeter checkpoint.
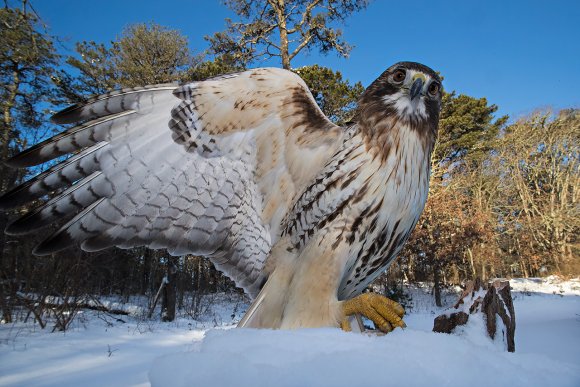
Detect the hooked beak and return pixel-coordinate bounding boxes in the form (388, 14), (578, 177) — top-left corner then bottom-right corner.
(409, 77), (424, 101)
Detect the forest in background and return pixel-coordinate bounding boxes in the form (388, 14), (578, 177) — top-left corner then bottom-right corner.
(0, 0), (578, 328)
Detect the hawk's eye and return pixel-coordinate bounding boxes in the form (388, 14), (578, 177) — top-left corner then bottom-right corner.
(392, 69), (406, 84)
(428, 82), (440, 96)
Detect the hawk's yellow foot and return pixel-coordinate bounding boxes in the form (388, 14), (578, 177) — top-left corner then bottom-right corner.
(340, 293), (406, 333)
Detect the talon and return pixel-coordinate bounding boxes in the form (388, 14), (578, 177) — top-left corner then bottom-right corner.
(341, 318), (352, 332)
(340, 293), (406, 334)
(375, 321), (393, 333)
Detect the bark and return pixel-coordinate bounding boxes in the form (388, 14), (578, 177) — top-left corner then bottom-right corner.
(1, 65), (19, 161)
(161, 257), (178, 322)
(269, 0), (290, 69)
(148, 276), (166, 318)
(433, 278), (516, 352)
(433, 262), (442, 307)
(0, 231), (19, 324)
(467, 248), (477, 277)
(141, 249), (151, 295)
(0, 284), (12, 323)
(483, 280), (516, 352)
(433, 311), (468, 333)
(0, 62), (23, 324)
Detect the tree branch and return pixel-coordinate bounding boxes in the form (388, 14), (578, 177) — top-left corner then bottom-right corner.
(289, 31), (313, 61)
(288, 0), (322, 34)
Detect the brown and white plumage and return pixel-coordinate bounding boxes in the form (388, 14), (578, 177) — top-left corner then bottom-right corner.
(1, 62), (442, 328)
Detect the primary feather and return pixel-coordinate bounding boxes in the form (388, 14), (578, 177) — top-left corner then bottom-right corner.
(1, 68), (343, 297)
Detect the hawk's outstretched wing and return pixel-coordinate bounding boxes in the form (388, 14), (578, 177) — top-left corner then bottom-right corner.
(0, 68), (343, 297)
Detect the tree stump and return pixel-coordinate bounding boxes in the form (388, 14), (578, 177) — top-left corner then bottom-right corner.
(433, 278), (516, 352)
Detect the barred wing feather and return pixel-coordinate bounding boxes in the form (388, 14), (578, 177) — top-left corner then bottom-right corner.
(0, 68), (343, 297)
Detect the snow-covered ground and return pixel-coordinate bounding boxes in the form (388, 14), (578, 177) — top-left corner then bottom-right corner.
(1, 277), (578, 387)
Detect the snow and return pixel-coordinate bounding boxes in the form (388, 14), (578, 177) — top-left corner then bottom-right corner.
(510, 275), (580, 295)
(1, 278), (579, 387)
(0, 293), (245, 387)
(150, 326), (577, 387)
(0, 321), (204, 387)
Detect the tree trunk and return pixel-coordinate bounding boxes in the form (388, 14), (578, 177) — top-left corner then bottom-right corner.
(467, 248), (477, 278)
(480, 250), (486, 280)
(433, 278), (516, 352)
(0, 228), (18, 324)
(141, 249), (151, 295)
(451, 263), (459, 284)
(161, 256), (178, 322)
(433, 262), (442, 307)
(0, 284), (12, 323)
(519, 260), (529, 278)
(148, 276), (166, 319)
(483, 280), (516, 352)
(272, 0), (291, 69)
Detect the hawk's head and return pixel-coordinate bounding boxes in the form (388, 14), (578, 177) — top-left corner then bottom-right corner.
(357, 62), (442, 145)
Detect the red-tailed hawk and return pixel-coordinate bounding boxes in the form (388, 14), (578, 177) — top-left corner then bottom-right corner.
(1, 62), (442, 332)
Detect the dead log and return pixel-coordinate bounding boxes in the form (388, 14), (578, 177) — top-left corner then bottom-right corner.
(433, 278), (516, 352)
(483, 280), (516, 352)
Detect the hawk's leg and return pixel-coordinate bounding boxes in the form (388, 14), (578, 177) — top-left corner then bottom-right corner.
(340, 293), (406, 333)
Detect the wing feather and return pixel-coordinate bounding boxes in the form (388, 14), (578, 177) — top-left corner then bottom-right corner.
(0, 68), (343, 297)
(0, 142), (107, 209)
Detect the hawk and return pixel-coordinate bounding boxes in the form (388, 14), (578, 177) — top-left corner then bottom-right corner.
(0, 62), (442, 332)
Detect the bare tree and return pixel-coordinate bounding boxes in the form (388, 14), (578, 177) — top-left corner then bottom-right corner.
(495, 110), (579, 275)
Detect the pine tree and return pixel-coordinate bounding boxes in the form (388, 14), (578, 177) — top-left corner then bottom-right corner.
(58, 22), (196, 102)
(294, 65), (363, 124)
(436, 92), (508, 165)
(208, 0), (369, 69)
(0, 0), (60, 323)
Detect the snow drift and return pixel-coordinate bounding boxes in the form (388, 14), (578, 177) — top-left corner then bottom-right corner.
(1, 278), (578, 387)
(149, 323), (579, 387)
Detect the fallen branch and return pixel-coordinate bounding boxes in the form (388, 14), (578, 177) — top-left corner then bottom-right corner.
(15, 295), (130, 316)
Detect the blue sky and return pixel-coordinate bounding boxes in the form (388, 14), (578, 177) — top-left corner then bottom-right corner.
(34, 0), (579, 120)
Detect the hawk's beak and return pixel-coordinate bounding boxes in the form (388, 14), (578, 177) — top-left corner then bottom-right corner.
(410, 77), (424, 101)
